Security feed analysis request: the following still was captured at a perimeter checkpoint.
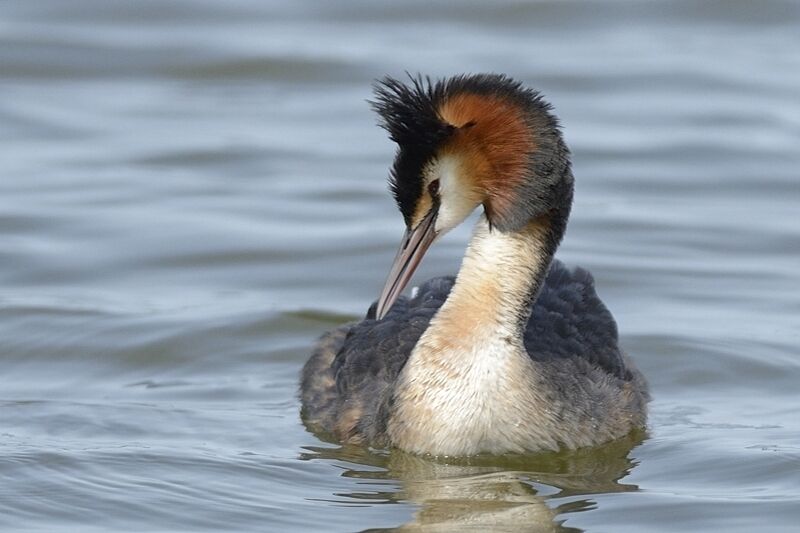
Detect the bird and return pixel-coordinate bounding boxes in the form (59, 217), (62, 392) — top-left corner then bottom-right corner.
(300, 73), (648, 456)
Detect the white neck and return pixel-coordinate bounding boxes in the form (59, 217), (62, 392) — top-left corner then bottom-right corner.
(431, 215), (552, 341)
(387, 215), (557, 455)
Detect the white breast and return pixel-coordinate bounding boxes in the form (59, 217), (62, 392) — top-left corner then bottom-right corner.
(388, 332), (559, 456)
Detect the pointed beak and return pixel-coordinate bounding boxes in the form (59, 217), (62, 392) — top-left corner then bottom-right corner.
(374, 207), (439, 320)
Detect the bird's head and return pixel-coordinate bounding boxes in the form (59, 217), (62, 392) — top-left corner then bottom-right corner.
(370, 73), (573, 319)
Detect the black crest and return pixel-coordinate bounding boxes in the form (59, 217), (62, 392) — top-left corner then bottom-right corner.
(370, 75), (454, 225)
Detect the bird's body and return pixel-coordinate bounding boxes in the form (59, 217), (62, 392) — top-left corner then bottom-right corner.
(301, 74), (648, 456)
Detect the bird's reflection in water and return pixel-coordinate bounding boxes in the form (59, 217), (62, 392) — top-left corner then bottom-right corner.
(300, 431), (645, 532)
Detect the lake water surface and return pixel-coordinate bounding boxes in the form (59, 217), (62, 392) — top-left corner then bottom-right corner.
(1, 1), (799, 531)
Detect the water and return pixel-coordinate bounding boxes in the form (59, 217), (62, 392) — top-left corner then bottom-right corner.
(1, 1), (799, 531)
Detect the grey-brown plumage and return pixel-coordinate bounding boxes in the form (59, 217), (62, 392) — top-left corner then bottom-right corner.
(301, 260), (648, 449)
(300, 73), (649, 455)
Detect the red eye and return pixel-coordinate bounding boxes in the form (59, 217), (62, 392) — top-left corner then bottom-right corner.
(428, 180), (440, 196)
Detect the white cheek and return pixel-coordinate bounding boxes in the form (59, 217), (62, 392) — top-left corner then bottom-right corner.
(436, 191), (478, 234)
(431, 155), (479, 235)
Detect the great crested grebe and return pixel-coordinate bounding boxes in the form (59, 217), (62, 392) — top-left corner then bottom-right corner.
(301, 74), (648, 456)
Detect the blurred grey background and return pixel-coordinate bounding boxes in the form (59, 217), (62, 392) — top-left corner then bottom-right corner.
(1, 1), (799, 532)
